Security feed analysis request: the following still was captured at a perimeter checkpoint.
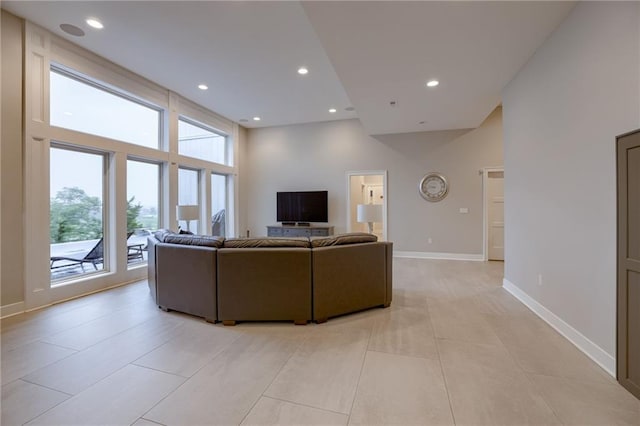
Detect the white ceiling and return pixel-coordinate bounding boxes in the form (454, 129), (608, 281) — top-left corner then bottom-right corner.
(2, 1), (575, 135)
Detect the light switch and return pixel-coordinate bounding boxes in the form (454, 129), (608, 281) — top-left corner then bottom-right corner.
(459, 208), (469, 214)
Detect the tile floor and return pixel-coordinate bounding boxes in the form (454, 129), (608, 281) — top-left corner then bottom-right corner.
(2, 258), (639, 425)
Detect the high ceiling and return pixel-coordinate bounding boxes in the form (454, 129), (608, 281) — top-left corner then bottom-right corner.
(3, 1), (575, 135)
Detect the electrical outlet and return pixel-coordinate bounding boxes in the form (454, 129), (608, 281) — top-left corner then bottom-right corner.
(538, 274), (543, 286)
(427, 237), (433, 244)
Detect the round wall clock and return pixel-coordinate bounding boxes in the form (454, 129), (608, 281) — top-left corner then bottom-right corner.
(419, 172), (448, 202)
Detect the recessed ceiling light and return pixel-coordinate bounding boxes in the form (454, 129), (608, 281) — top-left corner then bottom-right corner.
(419, 121), (426, 124)
(329, 108), (337, 113)
(60, 24), (85, 37)
(426, 80), (439, 87)
(86, 18), (104, 29)
(345, 106), (355, 111)
(239, 119), (249, 123)
(297, 67), (309, 75)
(253, 116), (261, 121)
(63, 111), (73, 116)
(198, 84), (208, 90)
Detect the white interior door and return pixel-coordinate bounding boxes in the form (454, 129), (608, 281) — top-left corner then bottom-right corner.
(486, 170), (504, 261)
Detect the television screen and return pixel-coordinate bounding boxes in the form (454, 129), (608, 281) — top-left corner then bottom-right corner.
(277, 191), (328, 223)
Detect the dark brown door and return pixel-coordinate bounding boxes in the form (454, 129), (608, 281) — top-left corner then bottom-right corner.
(617, 129), (640, 399)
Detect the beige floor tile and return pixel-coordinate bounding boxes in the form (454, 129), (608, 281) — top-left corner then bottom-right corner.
(5, 260), (632, 426)
(144, 333), (302, 426)
(265, 328), (370, 414)
(132, 419), (165, 426)
(316, 308), (381, 333)
(368, 306), (439, 359)
(472, 287), (535, 317)
(1, 341), (76, 385)
(23, 316), (181, 394)
(438, 339), (560, 425)
(134, 319), (240, 377)
(26, 364), (184, 426)
(241, 396), (348, 426)
(486, 315), (616, 385)
(1, 302), (116, 354)
(1, 379), (69, 426)
(428, 300), (503, 346)
(484, 313), (560, 349)
(528, 373), (640, 425)
(349, 351), (454, 425)
(437, 338), (520, 376)
(40, 303), (159, 350)
(390, 288), (430, 309)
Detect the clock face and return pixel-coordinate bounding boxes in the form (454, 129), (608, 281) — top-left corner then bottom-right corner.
(419, 173), (448, 202)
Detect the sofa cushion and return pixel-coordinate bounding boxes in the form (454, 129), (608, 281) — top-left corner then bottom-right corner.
(154, 229), (173, 242)
(164, 234), (225, 248)
(154, 229), (224, 248)
(310, 232), (378, 248)
(223, 237), (311, 248)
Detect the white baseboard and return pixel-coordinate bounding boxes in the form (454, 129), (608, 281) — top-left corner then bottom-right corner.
(502, 278), (616, 377)
(1, 301), (25, 319)
(394, 251), (484, 261)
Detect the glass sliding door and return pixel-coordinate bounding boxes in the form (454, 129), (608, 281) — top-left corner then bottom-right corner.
(211, 174), (227, 236)
(50, 146), (106, 282)
(126, 159), (160, 265)
(178, 167), (200, 233)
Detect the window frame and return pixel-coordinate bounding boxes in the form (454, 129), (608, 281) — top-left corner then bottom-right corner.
(49, 142), (110, 285)
(23, 23), (239, 310)
(178, 115), (229, 165)
(50, 64), (165, 151)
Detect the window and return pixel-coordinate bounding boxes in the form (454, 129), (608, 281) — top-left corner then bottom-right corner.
(178, 168), (199, 232)
(178, 118), (226, 164)
(50, 69), (161, 149)
(126, 160), (160, 265)
(211, 174), (227, 236)
(49, 146), (106, 281)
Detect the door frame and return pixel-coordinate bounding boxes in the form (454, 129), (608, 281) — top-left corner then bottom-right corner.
(482, 166), (504, 261)
(346, 170), (388, 241)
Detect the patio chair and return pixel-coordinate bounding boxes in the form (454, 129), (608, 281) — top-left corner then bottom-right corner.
(50, 237), (104, 272)
(127, 231), (145, 262)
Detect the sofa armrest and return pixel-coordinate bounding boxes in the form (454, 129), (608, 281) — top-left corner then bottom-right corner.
(384, 241), (393, 306)
(147, 236), (159, 302)
(312, 242), (389, 321)
(155, 242), (218, 322)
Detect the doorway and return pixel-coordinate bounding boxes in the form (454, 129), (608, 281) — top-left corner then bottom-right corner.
(346, 171), (387, 241)
(483, 167), (504, 261)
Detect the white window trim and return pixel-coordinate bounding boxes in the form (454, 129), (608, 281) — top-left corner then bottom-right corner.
(23, 21), (240, 311)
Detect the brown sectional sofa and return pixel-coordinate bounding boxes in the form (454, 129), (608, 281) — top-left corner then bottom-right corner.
(147, 230), (393, 324)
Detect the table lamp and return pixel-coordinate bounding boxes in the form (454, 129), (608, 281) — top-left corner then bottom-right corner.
(176, 205), (199, 233)
(357, 203), (382, 234)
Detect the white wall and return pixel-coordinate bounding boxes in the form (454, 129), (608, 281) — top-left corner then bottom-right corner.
(245, 107), (503, 254)
(502, 1), (640, 365)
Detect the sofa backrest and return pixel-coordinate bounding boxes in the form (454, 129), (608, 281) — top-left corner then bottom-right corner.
(154, 229), (224, 248)
(310, 232), (377, 247)
(223, 237), (310, 248)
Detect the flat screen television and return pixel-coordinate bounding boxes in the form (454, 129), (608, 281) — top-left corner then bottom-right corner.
(277, 190), (328, 224)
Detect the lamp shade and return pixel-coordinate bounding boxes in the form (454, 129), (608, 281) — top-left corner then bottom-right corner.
(356, 204), (382, 223)
(176, 205), (199, 221)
